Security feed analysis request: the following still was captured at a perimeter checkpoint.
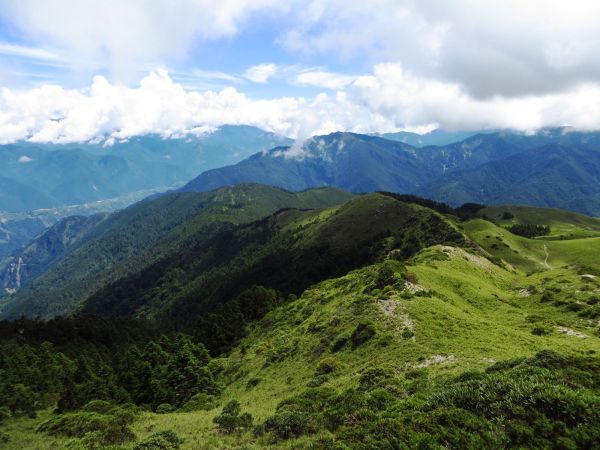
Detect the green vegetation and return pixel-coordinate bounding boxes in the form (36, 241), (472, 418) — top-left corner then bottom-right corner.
(1, 184), (353, 319)
(480, 204), (600, 240)
(506, 223), (550, 238)
(83, 193), (463, 354)
(2, 191), (600, 448)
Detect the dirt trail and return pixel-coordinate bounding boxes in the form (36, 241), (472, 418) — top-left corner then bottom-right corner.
(543, 244), (551, 269)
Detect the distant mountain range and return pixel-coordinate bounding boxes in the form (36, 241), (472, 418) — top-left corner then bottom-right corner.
(377, 129), (484, 147)
(4, 126), (600, 318)
(0, 125), (290, 213)
(0, 125), (290, 259)
(180, 128), (600, 216)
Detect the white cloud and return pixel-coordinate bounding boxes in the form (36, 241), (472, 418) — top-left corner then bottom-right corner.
(4, 67), (600, 146)
(0, 42), (61, 61)
(278, 0), (600, 98)
(350, 63), (600, 132)
(296, 70), (355, 90)
(0, 0), (284, 80)
(188, 69), (241, 83)
(18, 155), (33, 163)
(244, 63), (278, 83)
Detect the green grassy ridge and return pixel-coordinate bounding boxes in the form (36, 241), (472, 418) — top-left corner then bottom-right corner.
(82, 193), (464, 354)
(6, 242), (600, 449)
(1, 184), (353, 319)
(104, 246), (600, 447)
(4, 203), (600, 448)
(461, 218), (600, 274)
(479, 204), (600, 239)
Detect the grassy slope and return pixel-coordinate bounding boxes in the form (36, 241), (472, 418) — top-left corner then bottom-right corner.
(5, 204), (600, 449)
(129, 241), (599, 449)
(480, 204), (600, 239)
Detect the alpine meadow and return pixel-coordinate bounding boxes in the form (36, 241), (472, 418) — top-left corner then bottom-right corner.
(1, 2), (600, 450)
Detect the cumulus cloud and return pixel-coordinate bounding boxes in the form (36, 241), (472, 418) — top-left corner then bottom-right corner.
(18, 155), (33, 163)
(0, 69), (360, 143)
(351, 63), (600, 131)
(4, 66), (600, 145)
(244, 63), (279, 83)
(279, 0), (600, 98)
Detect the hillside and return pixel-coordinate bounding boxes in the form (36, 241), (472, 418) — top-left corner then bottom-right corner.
(0, 214), (109, 295)
(82, 194), (464, 352)
(2, 197), (600, 449)
(421, 144), (600, 214)
(0, 185), (352, 319)
(478, 204), (600, 239)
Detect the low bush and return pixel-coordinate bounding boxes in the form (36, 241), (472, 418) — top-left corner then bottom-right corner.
(257, 351), (600, 448)
(213, 400), (253, 434)
(349, 323), (376, 349)
(37, 405), (137, 447)
(155, 403), (175, 414)
(133, 430), (182, 449)
(263, 410), (319, 439)
(179, 393), (217, 412)
(245, 377), (261, 390)
(315, 357), (339, 375)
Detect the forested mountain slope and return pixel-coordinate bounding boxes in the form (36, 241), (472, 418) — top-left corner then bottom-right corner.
(0, 185), (352, 319)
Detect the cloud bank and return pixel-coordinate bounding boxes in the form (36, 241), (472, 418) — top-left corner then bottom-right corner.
(3, 65), (600, 144)
(3, 1), (600, 143)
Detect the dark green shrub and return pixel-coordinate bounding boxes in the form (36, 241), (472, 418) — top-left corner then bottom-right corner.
(531, 326), (551, 336)
(245, 377), (261, 390)
(0, 383), (37, 417)
(331, 336), (348, 352)
(587, 296), (599, 305)
(307, 375), (328, 388)
(155, 403), (175, 414)
(213, 400), (253, 434)
(401, 327), (415, 338)
(36, 407), (136, 446)
(263, 411), (318, 440)
(566, 302), (584, 312)
(350, 323), (376, 349)
(0, 406), (10, 422)
(82, 400), (114, 414)
(358, 367), (395, 392)
(133, 430), (183, 449)
(315, 358), (339, 375)
(179, 393), (217, 412)
(277, 388), (337, 414)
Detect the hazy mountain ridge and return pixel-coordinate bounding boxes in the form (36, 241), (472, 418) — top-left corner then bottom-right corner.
(0, 214), (109, 295)
(179, 128), (600, 216)
(0, 125), (291, 213)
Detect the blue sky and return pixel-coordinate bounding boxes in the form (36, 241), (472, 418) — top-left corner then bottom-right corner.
(0, 1), (367, 97)
(1, 1), (600, 144)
